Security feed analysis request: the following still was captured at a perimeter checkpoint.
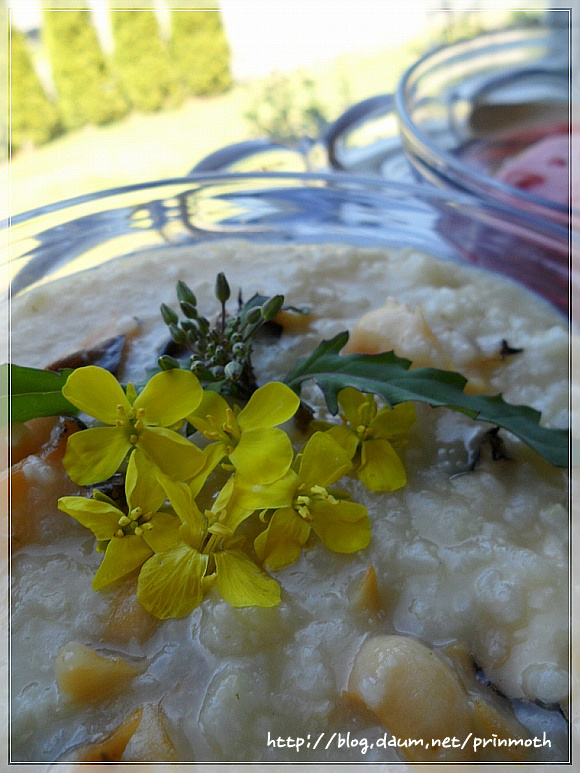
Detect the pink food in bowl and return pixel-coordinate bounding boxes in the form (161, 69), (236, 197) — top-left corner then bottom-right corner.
(496, 132), (570, 206)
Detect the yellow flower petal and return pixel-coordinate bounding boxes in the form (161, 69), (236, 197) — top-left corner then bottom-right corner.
(125, 450), (167, 514)
(210, 476), (254, 533)
(62, 366), (132, 424)
(310, 500), (370, 553)
(326, 424), (360, 460)
(187, 391), (230, 438)
(359, 438), (407, 492)
(137, 542), (209, 619)
(92, 535), (153, 591)
(188, 441), (227, 498)
(137, 426), (205, 481)
(338, 386), (375, 426)
(63, 426), (130, 485)
(235, 469), (299, 512)
(134, 369), (203, 427)
(214, 550), (281, 607)
(237, 382), (299, 432)
(142, 511), (182, 553)
(371, 401), (416, 438)
(157, 472), (206, 538)
(254, 507), (310, 571)
(298, 431), (353, 489)
(229, 427), (294, 484)
(57, 496), (121, 540)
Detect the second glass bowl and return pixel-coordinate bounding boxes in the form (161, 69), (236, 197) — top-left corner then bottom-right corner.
(394, 23), (572, 233)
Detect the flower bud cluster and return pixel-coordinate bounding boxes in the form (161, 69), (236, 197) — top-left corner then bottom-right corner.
(158, 274), (284, 399)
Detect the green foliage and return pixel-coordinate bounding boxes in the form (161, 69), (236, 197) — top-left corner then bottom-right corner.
(42, 5), (128, 130)
(7, 326), (568, 467)
(4, 364), (76, 424)
(509, 10), (543, 27)
(284, 332), (568, 468)
(0, 3), (6, 160)
(111, 6), (184, 112)
(159, 276), (286, 400)
(244, 71), (329, 145)
(170, 8), (232, 96)
(9, 25), (61, 152)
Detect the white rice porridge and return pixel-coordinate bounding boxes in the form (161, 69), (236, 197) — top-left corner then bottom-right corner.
(9, 240), (570, 764)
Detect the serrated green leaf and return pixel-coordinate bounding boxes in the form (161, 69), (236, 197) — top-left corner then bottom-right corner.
(284, 332), (568, 468)
(2, 363), (78, 424)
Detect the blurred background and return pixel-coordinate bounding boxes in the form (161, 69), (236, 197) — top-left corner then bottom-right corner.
(2, 0), (568, 216)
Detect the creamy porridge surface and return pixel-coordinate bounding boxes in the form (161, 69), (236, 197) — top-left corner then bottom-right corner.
(9, 240), (569, 763)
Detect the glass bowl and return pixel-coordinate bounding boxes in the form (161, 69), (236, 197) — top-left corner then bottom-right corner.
(394, 24), (573, 234)
(307, 94), (415, 181)
(4, 173), (572, 766)
(4, 172), (569, 315)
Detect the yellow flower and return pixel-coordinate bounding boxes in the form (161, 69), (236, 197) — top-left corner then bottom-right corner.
(235, 431), (371, 572)
(136, 473), (280, 619)
(62, 365), (205, 485)
(58, 450), (181, 590)
(187, 381), (300, 484)
(326, 387), (415, 492)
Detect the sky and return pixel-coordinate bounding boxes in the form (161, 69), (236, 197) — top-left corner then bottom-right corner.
(8, 0), (551, 79)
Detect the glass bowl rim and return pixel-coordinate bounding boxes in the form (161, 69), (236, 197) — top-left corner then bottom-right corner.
(3, 170), (572, 244)
(393, 25), (572, 224)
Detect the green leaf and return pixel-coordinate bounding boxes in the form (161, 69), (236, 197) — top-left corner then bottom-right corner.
(2, 363), (78, 424)
(284, 332), (568, 468)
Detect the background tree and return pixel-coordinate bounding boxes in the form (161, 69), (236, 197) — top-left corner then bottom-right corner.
(42, 4), (128, 130)
(244, 71), (330, 146)
(111, 5), (183, 112)
(170, 6), (232, 96)
(10, 25), (62, 153)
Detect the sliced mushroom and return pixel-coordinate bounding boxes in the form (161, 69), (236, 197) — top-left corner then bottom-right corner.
(104, 578), (161, 645)
(10, 417), (84, 550)
(347, 634), (473, 761)
(47, 334), (127, 375)
(54, 641), (142, 703)
(59, 703), (179, 762)
(347, 634), (533, 762)
(59, 707), (143, 762)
